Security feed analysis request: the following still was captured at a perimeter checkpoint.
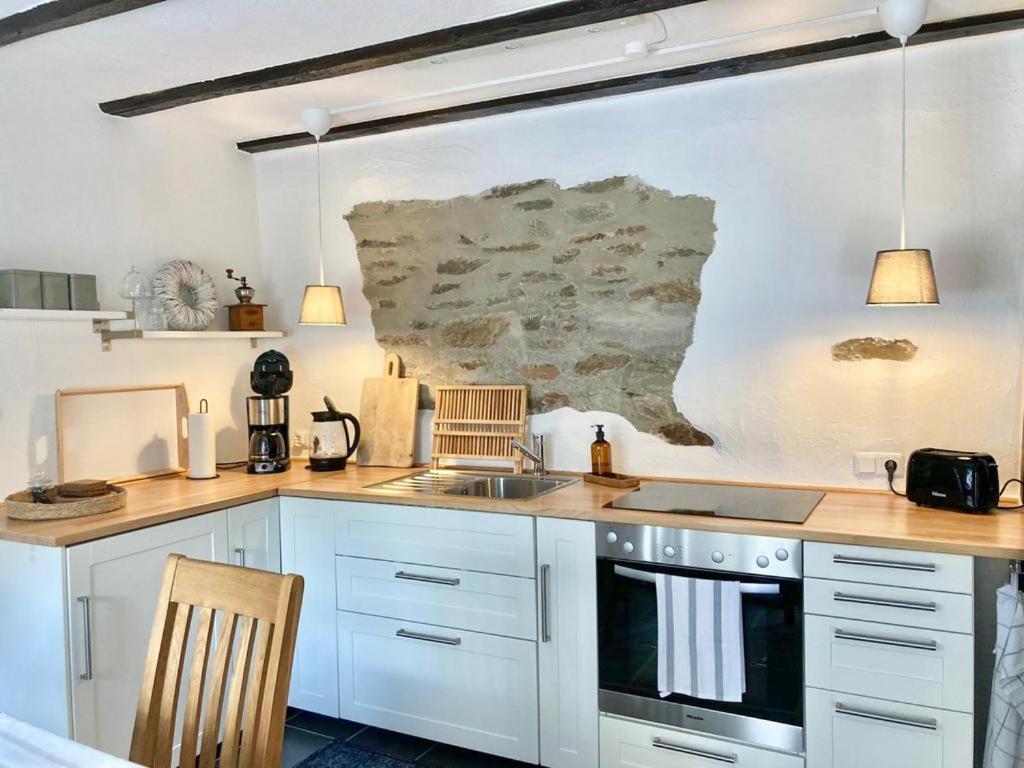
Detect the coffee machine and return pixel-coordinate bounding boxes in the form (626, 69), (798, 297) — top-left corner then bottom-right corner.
(247, 350), (292, 474)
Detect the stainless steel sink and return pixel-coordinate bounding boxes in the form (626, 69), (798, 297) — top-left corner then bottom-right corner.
(363, 470), (577, 501)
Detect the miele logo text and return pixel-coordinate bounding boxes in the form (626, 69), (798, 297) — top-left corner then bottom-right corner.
(685, 714), (704, 722)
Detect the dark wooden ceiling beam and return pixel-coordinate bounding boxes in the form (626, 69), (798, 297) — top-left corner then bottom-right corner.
(236, 9), (1024, 155)
(0, 0), (162, 48)
(99, 0), (705, 118)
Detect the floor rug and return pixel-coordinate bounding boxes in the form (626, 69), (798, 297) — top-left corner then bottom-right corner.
(295, 741), (417, 768)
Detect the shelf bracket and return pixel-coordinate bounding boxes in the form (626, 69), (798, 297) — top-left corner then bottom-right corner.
(93, 319), (112, 352)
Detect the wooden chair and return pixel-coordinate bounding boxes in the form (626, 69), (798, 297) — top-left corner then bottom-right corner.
(129, 554), (304, 768)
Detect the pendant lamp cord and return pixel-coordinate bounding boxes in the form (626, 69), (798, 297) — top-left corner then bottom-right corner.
(899, 36), (907, 251)
(316, 137), (326, 286)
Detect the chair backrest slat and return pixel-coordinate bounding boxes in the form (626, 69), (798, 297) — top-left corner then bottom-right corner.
(198, 612), (239, 768)
(239, 621), (274, 766)
(129, 555), (303, 768)
(178, 606), (214, 767)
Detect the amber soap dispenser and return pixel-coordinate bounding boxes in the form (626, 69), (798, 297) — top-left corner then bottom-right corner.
(591, 424), (613, 476)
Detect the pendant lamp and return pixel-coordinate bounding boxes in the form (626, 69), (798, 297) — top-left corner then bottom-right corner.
(866, 0), (939, 306)
(299, 107), (347, 325)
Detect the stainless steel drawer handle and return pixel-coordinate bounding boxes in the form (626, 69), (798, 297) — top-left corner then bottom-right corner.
(234, 547), (247, 568)
(652, 737), (738, 763)
(834, 628), (938, 652)
(78, 596), (93, 681)
(833, 592), (937, 612)
(833, 554), (936, 573)
(540, 564), (552, 643)
(394, 571), (460, 587)
(834, 703), (938, 731)
(395, 629), (462, 646)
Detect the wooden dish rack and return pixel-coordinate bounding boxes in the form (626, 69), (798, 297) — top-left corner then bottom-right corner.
(430, 385), (529, 474)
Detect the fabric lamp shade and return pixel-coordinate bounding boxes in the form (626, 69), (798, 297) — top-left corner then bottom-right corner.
(299, 284), (347, 325)
(866, 248), (939, 305)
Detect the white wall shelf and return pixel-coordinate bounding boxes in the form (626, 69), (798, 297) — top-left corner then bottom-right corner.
(95, 328), (286, 351)
(0, 308), (129, 321)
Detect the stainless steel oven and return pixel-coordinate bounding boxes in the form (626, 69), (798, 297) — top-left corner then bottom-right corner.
(596, 522), (804, 755)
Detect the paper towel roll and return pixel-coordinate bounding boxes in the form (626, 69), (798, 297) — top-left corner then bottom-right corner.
(187, 404), (217, 479)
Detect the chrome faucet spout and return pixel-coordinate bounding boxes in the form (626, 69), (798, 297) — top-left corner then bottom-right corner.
(511, 434), (547, 476)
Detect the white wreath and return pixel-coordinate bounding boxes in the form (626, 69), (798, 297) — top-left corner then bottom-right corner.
(153, 260), (219, 331)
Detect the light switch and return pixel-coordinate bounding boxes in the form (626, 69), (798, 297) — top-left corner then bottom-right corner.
(855, 453), (877, 475)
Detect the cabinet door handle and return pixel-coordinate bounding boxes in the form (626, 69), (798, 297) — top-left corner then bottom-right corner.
(394, 571), (460, 587)
(77, 596), (93, 681)
(832, 554), (936, 573)
(833, 591), (937, 612)
(540, 563), (552, 643)
(834, 628), (938, 652)
(234, 547), (247, 568)
(395, 629), (461, 646)
(834, 703), (937, 731)
(652, 737), (738, 763)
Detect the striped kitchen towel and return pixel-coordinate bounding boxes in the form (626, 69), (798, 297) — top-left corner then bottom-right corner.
(656, 575), (745, 702)
(984, 581), (1024, 767)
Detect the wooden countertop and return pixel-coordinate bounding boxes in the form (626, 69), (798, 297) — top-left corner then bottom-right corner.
(3, 465), (1024, 558)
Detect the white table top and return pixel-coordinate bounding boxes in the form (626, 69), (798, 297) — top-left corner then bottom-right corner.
(0, 714), (142, 768)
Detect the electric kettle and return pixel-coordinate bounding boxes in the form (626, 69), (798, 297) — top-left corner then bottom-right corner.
(309, 396), (361, 471)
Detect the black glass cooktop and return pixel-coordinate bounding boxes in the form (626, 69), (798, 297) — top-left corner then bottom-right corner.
(607, 481), (824, 524)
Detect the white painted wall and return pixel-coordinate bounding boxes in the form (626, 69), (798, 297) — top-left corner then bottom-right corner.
(256, 31), (1024, 489)
(0, 41), (263, 493)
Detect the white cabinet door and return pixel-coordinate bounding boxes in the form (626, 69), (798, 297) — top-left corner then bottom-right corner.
(280, 497), (339, 717)
(67, 511), (228, 760)
(227, 498), (281, 573)
(806, 688), (972, 768)
(537, 517), (598, 768)
(337, 611), (539, 763)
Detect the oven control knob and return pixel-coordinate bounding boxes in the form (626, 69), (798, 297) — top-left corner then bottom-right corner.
(606, 532), (618, 544)
(775, 548), (789, 562)
(663, 546), (676, 558)
(622, 542), (635, 554)
(756, 555), (770, 569)
(711, 550), (725, 564)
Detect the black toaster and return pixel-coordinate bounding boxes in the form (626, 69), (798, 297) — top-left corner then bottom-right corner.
(905, 448), (1000, 513)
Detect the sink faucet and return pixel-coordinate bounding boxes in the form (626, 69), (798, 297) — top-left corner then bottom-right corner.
(511, 434), (547, 476)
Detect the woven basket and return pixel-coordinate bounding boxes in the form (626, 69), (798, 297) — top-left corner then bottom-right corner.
(4, 486), (127, 521)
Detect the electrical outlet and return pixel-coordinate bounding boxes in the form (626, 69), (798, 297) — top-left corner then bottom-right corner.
(292, 431), (308, 451)
(854, 452), (904, 477)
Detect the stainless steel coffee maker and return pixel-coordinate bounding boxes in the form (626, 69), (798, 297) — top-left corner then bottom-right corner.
(247, 350), (292, 474)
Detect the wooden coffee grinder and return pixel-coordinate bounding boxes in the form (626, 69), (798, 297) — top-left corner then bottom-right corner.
(225, 268), (266, 331)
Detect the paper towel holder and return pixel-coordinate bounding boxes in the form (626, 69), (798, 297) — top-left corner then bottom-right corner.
(187, 398), (220, 481)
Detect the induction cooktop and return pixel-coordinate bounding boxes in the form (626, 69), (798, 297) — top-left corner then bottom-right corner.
(606, 481), (824, 524)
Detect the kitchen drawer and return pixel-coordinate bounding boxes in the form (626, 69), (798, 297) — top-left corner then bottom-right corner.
(337, 611), (538, 763)
(805, 615), (973, 713)
(599, 715), (803, 768)
(804, 542), (972, 594)
(334, 501), (535, 577)
(806, 688), (972, 768)
(805, 578), (972, 634)
(335, 555), (537, 640)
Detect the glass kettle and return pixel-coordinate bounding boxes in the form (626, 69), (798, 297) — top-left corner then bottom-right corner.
(309, 396), (361, 472)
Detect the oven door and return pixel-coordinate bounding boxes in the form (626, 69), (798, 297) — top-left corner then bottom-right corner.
(597, 557), (804, 754)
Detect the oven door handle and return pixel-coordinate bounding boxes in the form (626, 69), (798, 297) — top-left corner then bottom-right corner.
(652, 737), (738, 763)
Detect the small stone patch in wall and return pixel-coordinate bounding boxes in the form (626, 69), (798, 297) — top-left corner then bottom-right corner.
(831, 337), (919, 362)
(347, 175), (717, 446)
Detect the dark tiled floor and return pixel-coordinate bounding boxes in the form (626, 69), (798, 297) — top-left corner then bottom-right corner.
(281, 709), (535, 768)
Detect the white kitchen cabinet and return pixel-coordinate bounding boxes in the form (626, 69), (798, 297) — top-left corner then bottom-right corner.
(337, 611), (539, 763)
(536, 517), (599, 768)
(805, 688), (972, 768)
(280, 496), (339, 717)
(66, 511), (229, 760)
(600, 715), (803, 768)
(227, 498), (281, 572)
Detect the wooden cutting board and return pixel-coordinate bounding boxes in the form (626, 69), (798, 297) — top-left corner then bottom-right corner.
(357, 353), (419, 467)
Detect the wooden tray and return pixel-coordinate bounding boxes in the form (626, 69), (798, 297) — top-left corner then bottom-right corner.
(3, 486), (127, 521)
(583, 472), (640, 489)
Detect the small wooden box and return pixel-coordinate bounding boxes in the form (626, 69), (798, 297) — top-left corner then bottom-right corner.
(227, 304), (265, 331)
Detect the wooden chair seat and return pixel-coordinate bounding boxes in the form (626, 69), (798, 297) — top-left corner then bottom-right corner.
(129, 554), (303, 768)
